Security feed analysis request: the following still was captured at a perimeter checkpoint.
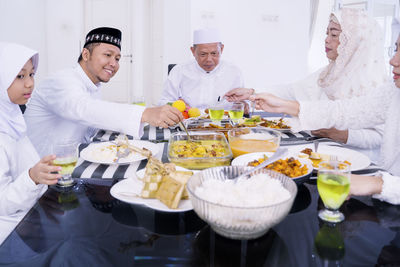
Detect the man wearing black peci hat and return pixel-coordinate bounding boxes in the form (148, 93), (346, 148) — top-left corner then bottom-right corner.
(25, 27), (183, 156)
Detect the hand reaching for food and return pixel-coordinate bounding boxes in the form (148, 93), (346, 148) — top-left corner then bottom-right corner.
(142, 105), (184, 128)
(311, 128), (348, 144)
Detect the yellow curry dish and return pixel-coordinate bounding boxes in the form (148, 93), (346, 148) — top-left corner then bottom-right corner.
(168, 132), (232, 170)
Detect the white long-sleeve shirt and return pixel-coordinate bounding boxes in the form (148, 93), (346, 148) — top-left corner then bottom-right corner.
(24, 64), (145, 156)
(266, 69), (384, 162)
(159, 59), (244, 109)
(0, 133), (47, 244)
(296, 83), (400, 204)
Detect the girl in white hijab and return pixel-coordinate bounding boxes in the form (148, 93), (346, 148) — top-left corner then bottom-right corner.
(0, 42), (61, 244)
(225, 8), (388, 162)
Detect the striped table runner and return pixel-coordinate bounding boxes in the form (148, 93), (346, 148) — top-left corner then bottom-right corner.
(73, 113), (314, 179)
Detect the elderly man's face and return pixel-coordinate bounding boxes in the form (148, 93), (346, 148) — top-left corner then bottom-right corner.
(81, 43), (121, 84)
(191, 43), (224, 72)
(390, 36), (400, 89)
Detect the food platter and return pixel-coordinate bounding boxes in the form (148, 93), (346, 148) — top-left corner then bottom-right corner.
(110, 166), (193, 212)
(286, 144), (371, 171)
(183, 116), (293, 136)
(259, 117), (293, 132)
(231, 152), (313, 184)
(80, 140), (159, 165)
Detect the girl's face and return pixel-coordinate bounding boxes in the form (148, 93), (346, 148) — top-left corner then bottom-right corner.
(325, 21), (342, 61)
(389, 36), (400, 89)
(7, 59), (35, 105)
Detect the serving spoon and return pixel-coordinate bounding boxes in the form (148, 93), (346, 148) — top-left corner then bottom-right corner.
(232, 148), (288, 183)
(179, 121), (200, 143)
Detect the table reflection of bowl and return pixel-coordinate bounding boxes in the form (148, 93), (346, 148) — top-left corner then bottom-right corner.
(187, 166), (297, 240)
(167, 132), (232, 170)
(228, 127), (281, 158)
(192, 226), (291, 266)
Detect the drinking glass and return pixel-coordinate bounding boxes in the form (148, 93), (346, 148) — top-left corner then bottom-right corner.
(228, 102), (244, 121)
(317, 160), (350, 223)
(52, 142), (78, 187)
(209, 107), (224, 120)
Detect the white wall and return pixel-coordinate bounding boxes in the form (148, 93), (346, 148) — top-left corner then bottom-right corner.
(0, 0), (83, 83)
(308, 0), (335, 73)
(1, 0), (398, 106)
(1, 0), (311, 105)
(0, 0), (48, 82)
(158, 0), (311, 99)
(189, 0), (310, 89)
(45, 0), (83, 72)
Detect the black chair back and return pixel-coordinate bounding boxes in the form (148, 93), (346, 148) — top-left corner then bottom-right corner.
(19, 105), (26, 114)
(168, 64), (176, 75)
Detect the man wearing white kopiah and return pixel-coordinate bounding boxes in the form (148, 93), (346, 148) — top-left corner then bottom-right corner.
(158, 28), (244, 109)
(25, 27), (183, 156)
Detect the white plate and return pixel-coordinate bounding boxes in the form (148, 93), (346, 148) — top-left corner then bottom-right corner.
(110, 166), (193, 212)
(80, 140), (159, 165)
(231, 152), (313, 182)
(286, 144), (371, 171)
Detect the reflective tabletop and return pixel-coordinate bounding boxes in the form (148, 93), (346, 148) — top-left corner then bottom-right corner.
(1, 178), (400, 267)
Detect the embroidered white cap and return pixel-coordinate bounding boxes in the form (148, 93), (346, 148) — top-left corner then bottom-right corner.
(193, 28), (222, 44)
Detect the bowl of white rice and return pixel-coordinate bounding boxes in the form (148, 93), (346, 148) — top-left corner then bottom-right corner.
(187, 166), (297, 240)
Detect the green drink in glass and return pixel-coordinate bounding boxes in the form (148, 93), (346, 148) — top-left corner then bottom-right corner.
(317, 161), (350, 223)
(209, 108), (224, 120)
(228, 102), (244, 121)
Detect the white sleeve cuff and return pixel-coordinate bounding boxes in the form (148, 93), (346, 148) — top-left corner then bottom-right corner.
(372, 172), (400, 205)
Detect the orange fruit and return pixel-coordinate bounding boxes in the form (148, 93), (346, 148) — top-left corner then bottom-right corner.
(188, 107), (201, 118)
(182, 111), (189, 119)
(172, 100), (186, 112)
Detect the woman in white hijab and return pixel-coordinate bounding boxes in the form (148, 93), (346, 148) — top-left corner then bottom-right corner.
(248, 29), (400, 205)
(0, 42), (60, 244)
(225, 8), (388, 162)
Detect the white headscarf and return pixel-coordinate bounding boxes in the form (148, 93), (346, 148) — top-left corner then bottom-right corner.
(0, 42), (38, 140)
(318, 8), (388, 100)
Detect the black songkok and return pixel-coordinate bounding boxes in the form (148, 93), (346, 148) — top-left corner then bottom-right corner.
(84, 27), (122, 49)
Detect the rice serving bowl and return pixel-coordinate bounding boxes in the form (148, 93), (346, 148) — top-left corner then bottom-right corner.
(187, 166), (297, 240)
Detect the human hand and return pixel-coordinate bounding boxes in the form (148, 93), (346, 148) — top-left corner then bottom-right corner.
(224, 88), (254, 102)
(249, 93), (300, 116)
(311, 128), (348, 143)
(349, 174), (383, 197)
(142, 105), (184, 128)
(29, 155), (62, 185)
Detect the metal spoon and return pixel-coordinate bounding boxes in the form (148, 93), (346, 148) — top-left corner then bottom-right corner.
(232, 148), (288, 183)
(179, 121), (192, 142)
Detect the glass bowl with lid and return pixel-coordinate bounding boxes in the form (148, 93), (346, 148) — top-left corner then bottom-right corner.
(167, 131), (232, 170)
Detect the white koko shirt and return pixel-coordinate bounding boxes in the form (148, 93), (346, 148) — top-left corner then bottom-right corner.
(25, 64), (146, 156)
(297, 83), (400, 204)
(0, 134), (47, 244)
(159, 59), (244, 109)
(265, 69), (384, 163)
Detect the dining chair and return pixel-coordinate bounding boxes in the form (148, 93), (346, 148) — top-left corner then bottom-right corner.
(168, 64), (176, 75)
(19, 104), (26, 114)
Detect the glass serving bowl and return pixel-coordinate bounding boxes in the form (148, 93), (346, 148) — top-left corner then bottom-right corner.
(187, 166), (297, 240)
(167, 131), (232, 170)
(228, 127), (281, 158)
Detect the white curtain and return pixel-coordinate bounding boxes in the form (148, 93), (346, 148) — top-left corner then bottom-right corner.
(309, 0), (320, 46)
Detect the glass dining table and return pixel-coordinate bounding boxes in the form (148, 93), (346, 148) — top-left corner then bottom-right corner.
(1, 113), (399, 266)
